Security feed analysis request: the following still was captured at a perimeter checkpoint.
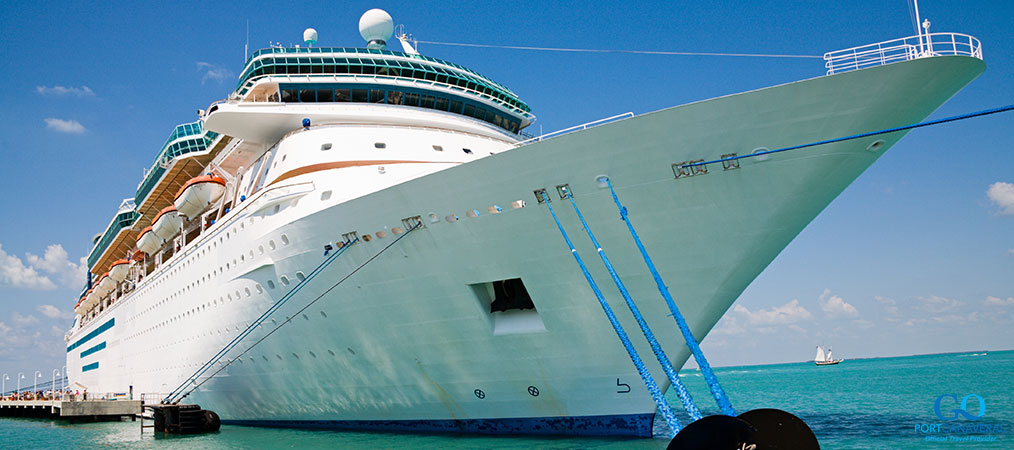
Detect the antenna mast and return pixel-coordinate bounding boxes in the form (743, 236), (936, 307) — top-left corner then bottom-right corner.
(244, 20), (250, 62)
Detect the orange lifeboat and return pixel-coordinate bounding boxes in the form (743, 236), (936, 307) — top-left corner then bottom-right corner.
(109, 259), (130, 282)
(95, 272), (115, 296)
(137, 225), (162, 255)
(83, 288), (97, 308)
(174, 175), (226, 218)
(152, 206), (182, 240)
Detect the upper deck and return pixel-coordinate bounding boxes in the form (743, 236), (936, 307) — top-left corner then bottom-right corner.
(230, 47), (534, 133)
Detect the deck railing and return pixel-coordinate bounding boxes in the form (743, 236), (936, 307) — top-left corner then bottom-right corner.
(824, 32), (982, 75)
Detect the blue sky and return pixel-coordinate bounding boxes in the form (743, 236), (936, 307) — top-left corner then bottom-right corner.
(0, 0), (1011, 378)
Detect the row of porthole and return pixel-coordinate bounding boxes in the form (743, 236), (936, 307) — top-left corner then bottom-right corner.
(439, 199), (527, 224)
(321, 141), (477, 155)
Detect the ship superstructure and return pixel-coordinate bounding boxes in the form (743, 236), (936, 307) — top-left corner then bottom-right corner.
(66, 10), (984, 437)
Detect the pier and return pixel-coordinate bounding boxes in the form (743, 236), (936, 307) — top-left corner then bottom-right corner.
(0, 399), (141, 420)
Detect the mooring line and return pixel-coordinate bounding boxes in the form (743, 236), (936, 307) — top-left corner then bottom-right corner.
(562, 187), (702, 422)
(539, 191), (682, 434)
(173, 222), (423, 403)
(163, 237), (358, 403)
(606, 179), (736, 416)
(678, 104), (1014, 170)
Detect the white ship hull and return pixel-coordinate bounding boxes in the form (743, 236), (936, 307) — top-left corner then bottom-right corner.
(66, 55), (983, 436)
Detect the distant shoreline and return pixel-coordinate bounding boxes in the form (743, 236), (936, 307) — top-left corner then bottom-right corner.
(682, 348), (1011, 372)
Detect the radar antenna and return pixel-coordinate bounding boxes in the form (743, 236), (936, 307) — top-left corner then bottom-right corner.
(394, 24), (419, 55)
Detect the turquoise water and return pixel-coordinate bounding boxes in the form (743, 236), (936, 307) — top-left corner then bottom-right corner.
(3, 351), (1011, 449)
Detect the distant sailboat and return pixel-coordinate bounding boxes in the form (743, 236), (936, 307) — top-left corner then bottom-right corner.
(815, 345), (842, 366)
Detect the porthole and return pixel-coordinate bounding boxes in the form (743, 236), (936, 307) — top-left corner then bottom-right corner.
(269, 240), (276, 250)
(282, 154), (287, 161)
(463, 148), (473, 154)
(280, 276), (290, 286)
(374, 142), (386, 149)
(319, 311), (327, 318)
(266, 280), (275, 289)
(255, 284), (263, 294)
(428, 213), (439, 223)
(392, 227), (404, 235)
(258, 245), (264, 254)
(281, 234), (289, 245)
(320, 190), (332, 201)
(432, 145), (443, 151)
(296, 271), (306, 281)
(467, 210), (479, 218)
(244, 288), (251, 297)
(321, 143), (332, 151)
(273, 205), (280, 214)
(376, 231), (387, 239)
(362, 234), (372, 242)
(445, 215), (459, 223)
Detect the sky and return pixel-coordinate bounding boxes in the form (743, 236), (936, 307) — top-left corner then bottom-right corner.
(0, 0), (1011, 379)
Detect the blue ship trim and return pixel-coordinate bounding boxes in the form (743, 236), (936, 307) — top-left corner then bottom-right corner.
(80, 341), (106, 358)
(222, 413), (654, 437)
(82, 362), (99, 372)
(67, 318), (114, 352)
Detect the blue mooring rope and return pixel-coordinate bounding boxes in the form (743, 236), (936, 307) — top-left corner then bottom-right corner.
(539, 191), (682, 434)
(562, 187), (702, 422)
(164, 237), (358, 404)
(606, 180), (736, 416)
(679, 104), (1014, 169)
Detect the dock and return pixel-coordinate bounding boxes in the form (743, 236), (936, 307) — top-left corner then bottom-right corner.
(0, 399), (141, 420)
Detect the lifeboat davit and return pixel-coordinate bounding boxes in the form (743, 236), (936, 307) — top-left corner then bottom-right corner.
(174, 175), (226, 218)
(95, 273), (115, 296)
(109, 259), (130, 282)
(137, 226), (162, 255)
(152, 206), (182, 240)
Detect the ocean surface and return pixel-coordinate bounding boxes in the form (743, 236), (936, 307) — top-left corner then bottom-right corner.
(2, 350), (1011, 449)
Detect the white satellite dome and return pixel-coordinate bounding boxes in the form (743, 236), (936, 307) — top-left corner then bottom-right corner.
(359, 8), (393, 49)
(303, 28), (318, 46)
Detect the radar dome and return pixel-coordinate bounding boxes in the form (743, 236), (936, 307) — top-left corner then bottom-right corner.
(303, 28), (318, 46)
(359, 8), (393, 49)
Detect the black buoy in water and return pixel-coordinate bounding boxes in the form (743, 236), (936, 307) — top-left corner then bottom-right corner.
(667, 409), (819, 450)
(666, 415), (756, 450)
(737, 409), (819, 450)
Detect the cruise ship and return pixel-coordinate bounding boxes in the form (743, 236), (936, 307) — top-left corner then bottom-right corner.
(65, 9), (985, 437)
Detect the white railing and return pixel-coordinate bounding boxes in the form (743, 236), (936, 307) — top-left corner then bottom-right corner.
(515, 112), (635, 146)
(824, 32), (982, 75)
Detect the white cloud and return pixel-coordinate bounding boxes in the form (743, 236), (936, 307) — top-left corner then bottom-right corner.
(35, 85), (95, 97)
(819, 289), (859, 318)
(987, 182), (1014, 215)
(25, 244), (87, 289)
(37, 304), (73, 320)
(733, 299), (813, 326)
(986, 296), (1014, 306)
(915, 295), (964, 313)
(196, 62), (233, 84)
(44, 118), (86, 134)
(874, 295), (900, 316)
(12, 312), (38, 325)
(0, 244), (56, 290)
(1008, 249), (1014, 257)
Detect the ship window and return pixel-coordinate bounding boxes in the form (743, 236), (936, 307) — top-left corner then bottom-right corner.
(450, 101), (463, 114)
(299, 65), (311, 74)
(351, 89), (368, 102)
(361, 65), (375, 75)
(316, 89), (333, 102)
(299, 89), (315, 102)
(420, 95), (435, 109)
(335, 64), (349, 74)
(388, 91), (403, 105)
(484, 110), (495, 123)
(463, 148), (473, 154)
(349, 65), (362, 74)
(370, 89), (385, 103)
(463, 104), (475, 117)
(321, 143), (332, 150)
(374, 142), (386, 149)
(335, 89), (350, 102)
(404, 92), (419, 107)
(474, 107), (486, 120)
(435, 98), (449, 111)
(432, 145), (443, 151)
(281, 89), (297, 102)
(494, 115), (503, 127)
